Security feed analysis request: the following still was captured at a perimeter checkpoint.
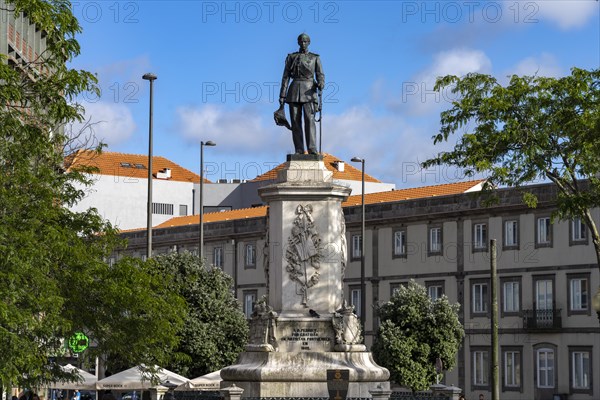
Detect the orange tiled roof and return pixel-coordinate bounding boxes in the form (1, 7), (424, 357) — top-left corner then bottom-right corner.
(342, 180), (485, 207)
(142, 180), (484, 231)
(66, 150), (205, 183)
(251, 153), (381, 183)
(154, 206), (269, 229)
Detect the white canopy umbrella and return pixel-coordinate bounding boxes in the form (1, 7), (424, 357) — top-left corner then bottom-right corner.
(175, 370), (221, 391)
(51, 364), (97, 390)
(95, 365), (189, 390)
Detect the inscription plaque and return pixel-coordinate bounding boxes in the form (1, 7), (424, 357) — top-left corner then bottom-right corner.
(280, 328), (331, 351)
(276, 321), (335, 352)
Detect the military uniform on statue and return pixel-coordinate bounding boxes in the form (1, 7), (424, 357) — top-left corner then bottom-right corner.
(279, 33), (324, 154)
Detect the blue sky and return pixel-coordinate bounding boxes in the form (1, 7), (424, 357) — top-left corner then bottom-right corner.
(70, 0), (599, 188)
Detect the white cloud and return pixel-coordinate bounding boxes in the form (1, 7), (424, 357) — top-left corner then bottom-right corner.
(321, 106), (441, 185)
(325, 106), (405, 152)
(392, 48), (492, 116)
(175, 104), (288, 153)
(533, 1), (597, 30)
(426, 49), (493, 78)
(173, 103), (473, 187)
(72, 102), (136, 146)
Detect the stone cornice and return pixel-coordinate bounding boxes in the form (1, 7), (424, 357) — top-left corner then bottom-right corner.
(120, 182), (562, 250)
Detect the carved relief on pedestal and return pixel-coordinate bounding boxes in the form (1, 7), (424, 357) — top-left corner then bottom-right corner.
(285, 204), (322, 306)
(246, 296), (278, 352)
(332, 301), (366, 352)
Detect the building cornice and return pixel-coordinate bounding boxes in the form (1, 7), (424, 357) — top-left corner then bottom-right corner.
(120, 182), (561, 251)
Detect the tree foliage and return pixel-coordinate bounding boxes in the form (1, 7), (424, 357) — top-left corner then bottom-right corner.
(0, 0), (185, 389)
(77, 258), (186, 377)
(422, 68), (600, 265)
(372, 281), (464, 391)
(152, 252), (249, 378)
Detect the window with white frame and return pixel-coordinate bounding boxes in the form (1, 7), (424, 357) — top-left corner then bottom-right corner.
(243, 291), (256, 319)
(504, 220), (518, 247)
(503, 350), (521, 389)
(213, 246), (223, 268)
(570, 349), (591, 390)
(245, 243), (256, 267)
(503, 280), (520, 313)
(536, 279), (553, 310)
(352, 234), (362, 259)
(393, 230), (406, 257)
(427, 284), (444, 301)
(536, 348), (555, 388)
(350, 286), (361, 317)
(571, 217), (587, 242)
(536, 216), (551, 245)
(569, 276), (588, 312)
(429, 227), (442, 254)
(472, 282), (489, 314)
(473, 350), (489, 386)
(473, 222), (487, 250)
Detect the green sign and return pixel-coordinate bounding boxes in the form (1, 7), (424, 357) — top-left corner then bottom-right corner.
(68, 332), (89, 353)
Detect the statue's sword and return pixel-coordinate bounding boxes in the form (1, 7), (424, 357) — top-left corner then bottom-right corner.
(316, 88), (323, 153)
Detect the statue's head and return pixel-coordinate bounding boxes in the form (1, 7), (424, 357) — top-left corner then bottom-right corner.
(297, 33), (311, 47)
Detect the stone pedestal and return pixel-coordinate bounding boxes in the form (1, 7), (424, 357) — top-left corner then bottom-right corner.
(221, 351), (389, 398)
(221, 155), (389, 397)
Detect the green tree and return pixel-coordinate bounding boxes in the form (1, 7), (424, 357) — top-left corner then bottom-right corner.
(0, 0), (185, 389)
(422, 68), (600, 270)
(372, 281), (464, 391)
(74, 257), (186, 377)
(152, 252), (249, 378)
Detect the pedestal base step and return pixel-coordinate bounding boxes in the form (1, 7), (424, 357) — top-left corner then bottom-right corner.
(221, 351), (389, 397)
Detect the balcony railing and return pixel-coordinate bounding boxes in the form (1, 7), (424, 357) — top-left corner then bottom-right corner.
(522, 308), (562, 329)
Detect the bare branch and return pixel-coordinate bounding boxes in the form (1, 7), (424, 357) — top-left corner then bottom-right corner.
(62, 117), (106, 169)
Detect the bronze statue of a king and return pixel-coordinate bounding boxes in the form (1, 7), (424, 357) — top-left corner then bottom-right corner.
(277, 33), (324, 155)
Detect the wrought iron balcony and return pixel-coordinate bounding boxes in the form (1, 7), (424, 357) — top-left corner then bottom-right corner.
(522, 308), (562, 330)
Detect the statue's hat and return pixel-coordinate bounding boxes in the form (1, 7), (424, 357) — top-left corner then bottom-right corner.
(274, 105), (292, 130)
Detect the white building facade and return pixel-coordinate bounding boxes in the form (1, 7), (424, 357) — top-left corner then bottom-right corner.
(68, 151), (200, 230)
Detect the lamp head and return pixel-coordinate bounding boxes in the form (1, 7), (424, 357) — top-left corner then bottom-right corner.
(142, 73), (157, 81)
(351, 157), (364, 163)
(205, 141), (216, 147)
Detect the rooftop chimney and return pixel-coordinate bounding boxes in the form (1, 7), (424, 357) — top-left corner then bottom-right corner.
(157, 168), (172, 179)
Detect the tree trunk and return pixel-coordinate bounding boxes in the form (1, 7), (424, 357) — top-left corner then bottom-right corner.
(582, 209), (600, 270)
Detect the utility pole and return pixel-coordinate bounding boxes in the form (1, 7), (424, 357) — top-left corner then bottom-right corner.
(490, 239), (499, 400)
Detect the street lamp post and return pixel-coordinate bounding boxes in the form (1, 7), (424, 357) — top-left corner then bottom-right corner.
(142, 73), (157, 259)
(351, 157), (366, 332)
(199, 140), (216, 262)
